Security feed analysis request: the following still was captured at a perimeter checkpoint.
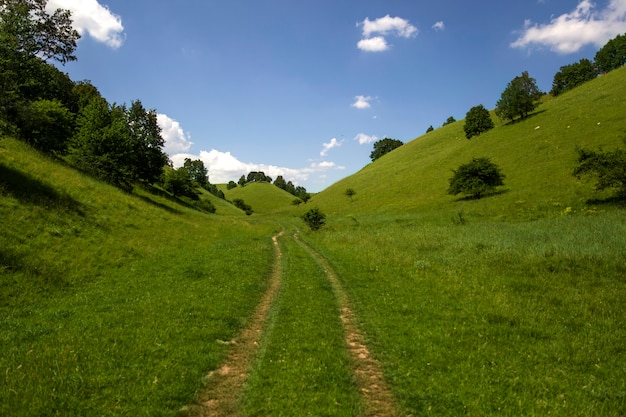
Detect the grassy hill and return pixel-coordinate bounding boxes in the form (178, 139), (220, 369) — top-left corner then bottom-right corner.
(309, 66), (626, 220)
(0, 138), (278, 416)
(220, 181), (299, 214)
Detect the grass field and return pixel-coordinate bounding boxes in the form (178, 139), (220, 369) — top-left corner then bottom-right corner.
(1, 66), (625, 416)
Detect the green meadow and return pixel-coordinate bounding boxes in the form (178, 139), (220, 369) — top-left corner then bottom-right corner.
(2, 67), (626, 416)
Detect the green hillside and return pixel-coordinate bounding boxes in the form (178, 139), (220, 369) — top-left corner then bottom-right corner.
(220, 181), (299, 214)
(309, 66), (626, 219)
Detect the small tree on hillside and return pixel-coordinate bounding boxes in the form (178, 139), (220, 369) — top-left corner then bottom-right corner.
(370, 138), (404, 161)
(302, 207), (326, 231)
(448, 158), (505, 199)
(463, 105), (494, 139)
(345, 188), (356, 201)
(426, 125), (434, 133)
(495, 71), (543, 122)
(443, 116), (456, 126)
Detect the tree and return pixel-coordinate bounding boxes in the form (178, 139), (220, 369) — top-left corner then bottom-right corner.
(463, 105), (494, 139)
(301, 207), (326, 231)
(18, 98), (73, 153)
(126, 100), (168, 184)
(370, 138), (404, 161)
(69, 100), (136, 191)
(574, 144), (626, 198)
(345, 188), (356, 201)
(443, 116), (456, 126)
(238, 175), (247, 187)
(183, 158), (209, 187)
(594, 33), (626, 74)
(550, 59), (597, 96)
(227, 180), (237, 190)
(447, 157), (505, 199)
(495, 71), (543, 122)
(0, 0), (80, 64)
(163, 166), (197, 199)
(426, 125), (434, 133)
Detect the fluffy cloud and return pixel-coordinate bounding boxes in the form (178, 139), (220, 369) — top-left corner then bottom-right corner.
(354, 133), (378, 145)
(351, 95), (373, 109)
(47, 0), (125, 48)
(361, 15), (418, 38)
(157, 114), (193, 155)
(169, 150), (345, 185)
(357, 15), (417, 52)
(511, 0), (626, 53)
(432, 21), (445, 31)
(320, 138), (343, 156)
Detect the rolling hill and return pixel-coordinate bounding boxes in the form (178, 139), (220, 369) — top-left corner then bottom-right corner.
(308, 66), (626, 219)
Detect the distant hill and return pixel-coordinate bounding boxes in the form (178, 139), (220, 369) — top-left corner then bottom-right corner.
(308, 66), (626, 219)
(220, 182), (299, 214)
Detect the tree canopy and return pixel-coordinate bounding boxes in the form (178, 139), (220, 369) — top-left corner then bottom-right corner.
(574, 144), (626, 198)
(463, 105), (494, 139)
(495, 71), (543, 122)
(594, 33), (626, 74)
(370, 138), (404, 161)
(550, 59), (598, 96)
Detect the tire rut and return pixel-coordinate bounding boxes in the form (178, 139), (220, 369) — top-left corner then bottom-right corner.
(185, 232), (284, 417)
(292, 233), (401, 417)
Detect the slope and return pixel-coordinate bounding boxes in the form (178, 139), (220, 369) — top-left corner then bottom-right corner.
(221, 182), (299, 214)
(309, 66), (626, 219)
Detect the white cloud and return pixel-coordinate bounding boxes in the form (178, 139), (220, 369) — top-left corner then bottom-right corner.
(361, 15), (418, 38)
(157, 114), (193, 155)
(357, 15), (417, 52)
(351, 95), (373, 109)
(511, 0), (626, 54)
(47, 0), (125, 48)
(357, 36), (389, 52)
(320, 138), (343, 156)
(354, 133), (378, 145)
(432, 21), (445, 31)
(169, 150), (344, 185)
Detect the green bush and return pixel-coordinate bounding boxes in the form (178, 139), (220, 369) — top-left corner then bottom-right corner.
(448, 157), (505, 199)
(302, 207), (326, 231)
(463, 105), (494, 139)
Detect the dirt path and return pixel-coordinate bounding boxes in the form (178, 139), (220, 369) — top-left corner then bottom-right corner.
(186, 230), (400, 416)
(185, 232), (284, 417)
(292, 233), (400, 417)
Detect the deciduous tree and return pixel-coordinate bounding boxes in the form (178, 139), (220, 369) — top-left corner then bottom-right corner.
(551, 59), (597, 96)
(495, 71), (543, 122)
(463, 105), (494, 139)
(370, 138), (403, 161)
(574, 144), (626, 198)
(594, 33), (626, 74)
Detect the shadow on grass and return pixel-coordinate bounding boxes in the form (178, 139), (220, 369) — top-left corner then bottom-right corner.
(0, 164), (85, 215)
(585, 194), (626, 207)
(500, 110), (547, 127)
(452, 188), (510, 202)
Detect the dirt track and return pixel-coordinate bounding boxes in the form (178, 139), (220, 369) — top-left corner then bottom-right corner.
(187, 230), (399, 416)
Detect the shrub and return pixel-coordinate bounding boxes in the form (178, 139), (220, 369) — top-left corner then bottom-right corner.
(301, 207), (326, 231)
(574, 144), (626, 198)
(448, 157), (505, 199)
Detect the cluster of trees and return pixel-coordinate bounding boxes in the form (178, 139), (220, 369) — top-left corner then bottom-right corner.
(551, 33), (626, 96)
(0, 0), (173, 192)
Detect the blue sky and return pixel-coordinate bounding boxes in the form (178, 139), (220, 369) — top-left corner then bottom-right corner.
(51, 0), (626, 191)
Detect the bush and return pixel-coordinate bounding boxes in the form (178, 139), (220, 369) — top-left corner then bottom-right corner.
(19, 99), (73, 154)
(232, 198), (253, 215)
(448, 158), (505, 199)
(574, 144), (626, 198)
(301, 207), (326, 231)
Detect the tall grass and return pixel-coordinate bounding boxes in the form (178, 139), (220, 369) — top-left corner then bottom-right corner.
(300, 211), (626, 416)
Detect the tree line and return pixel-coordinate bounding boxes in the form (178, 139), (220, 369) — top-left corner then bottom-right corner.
(229, 172), (311, 203)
